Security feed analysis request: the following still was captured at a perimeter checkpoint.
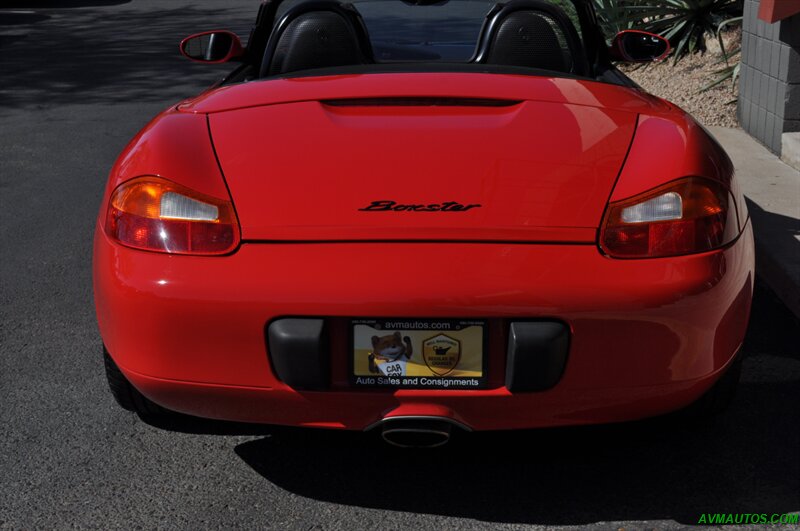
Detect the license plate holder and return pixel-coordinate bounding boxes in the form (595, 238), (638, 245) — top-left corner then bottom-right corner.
(351, 319), (487, 389)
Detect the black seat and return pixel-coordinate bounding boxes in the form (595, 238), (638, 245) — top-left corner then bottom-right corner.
(260, 1), (373, 77)
(477, 0), (587, 76)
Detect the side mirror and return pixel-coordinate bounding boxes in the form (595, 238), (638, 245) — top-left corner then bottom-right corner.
(180, 30), (244, 63)
(609, 30), (670, 62)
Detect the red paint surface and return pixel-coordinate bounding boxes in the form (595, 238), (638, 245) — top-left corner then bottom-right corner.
(178, 73), (671, 115)
(94, 72), (755, 430)
(210, 98), (635, 242)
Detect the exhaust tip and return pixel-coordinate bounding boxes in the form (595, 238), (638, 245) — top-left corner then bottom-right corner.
(379, 417), (464, 448)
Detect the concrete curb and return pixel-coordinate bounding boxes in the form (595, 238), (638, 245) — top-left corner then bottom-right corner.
(709, 126), (800, 318)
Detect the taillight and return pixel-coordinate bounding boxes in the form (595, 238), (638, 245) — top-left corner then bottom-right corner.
(105, 176), (239, 255)
(600, 177), (738, 259)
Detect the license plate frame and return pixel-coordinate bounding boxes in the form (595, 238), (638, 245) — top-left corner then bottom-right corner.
(350, 318), (488, 389)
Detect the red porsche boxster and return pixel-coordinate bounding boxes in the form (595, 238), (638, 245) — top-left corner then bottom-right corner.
(94, 0), (754, 446)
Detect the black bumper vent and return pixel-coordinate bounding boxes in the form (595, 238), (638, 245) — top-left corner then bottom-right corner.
(506, 321), (570, 392)
(267, 318), (329, 390)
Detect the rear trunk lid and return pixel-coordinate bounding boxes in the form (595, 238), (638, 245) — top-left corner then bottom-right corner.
(203, 73), (648, 242)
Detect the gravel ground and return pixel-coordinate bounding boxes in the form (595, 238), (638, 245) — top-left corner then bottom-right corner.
(622, 31), (741, 127)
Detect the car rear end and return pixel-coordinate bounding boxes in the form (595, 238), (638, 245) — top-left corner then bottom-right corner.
(94, 73), (754, 432)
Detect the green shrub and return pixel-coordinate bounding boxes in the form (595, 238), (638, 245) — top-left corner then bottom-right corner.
(592, 0), (648, 36)
(700, 16), (742, 96)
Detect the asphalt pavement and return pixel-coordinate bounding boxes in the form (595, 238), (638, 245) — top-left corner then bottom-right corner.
(1, 1), (799, 529)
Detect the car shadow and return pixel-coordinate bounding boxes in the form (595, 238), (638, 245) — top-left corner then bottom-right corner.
(230, 379), (798, 526)
(142, 282), (800, 525)
(139, 412), (277, 437)
(746, 199), (800, 317)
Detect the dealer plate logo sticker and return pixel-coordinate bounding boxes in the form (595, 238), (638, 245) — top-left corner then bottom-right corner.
(422, 334), (461, 376)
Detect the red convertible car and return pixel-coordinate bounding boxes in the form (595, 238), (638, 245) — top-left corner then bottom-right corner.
(94, 0), (754, 446)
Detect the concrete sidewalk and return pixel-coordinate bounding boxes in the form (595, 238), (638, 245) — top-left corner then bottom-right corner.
(710, 126), (800, 318)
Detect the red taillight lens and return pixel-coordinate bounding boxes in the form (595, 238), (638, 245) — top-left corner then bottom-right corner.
(600, 177), (739, 259)
(105, 176), (239, 255)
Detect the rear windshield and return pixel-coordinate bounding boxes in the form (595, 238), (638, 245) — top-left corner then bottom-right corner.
(358, 0), (494, 62)
(275, 0), (584, 63)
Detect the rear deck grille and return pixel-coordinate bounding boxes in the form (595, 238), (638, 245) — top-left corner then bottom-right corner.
(321, 97), (522, 107)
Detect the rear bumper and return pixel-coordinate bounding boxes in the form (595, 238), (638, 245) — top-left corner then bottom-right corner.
(93, 222), (754, 430)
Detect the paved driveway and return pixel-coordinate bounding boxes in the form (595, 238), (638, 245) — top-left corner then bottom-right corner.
(1, 1), (798, 528)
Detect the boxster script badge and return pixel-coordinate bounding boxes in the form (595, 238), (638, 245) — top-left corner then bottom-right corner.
(359, 200), (481, 212)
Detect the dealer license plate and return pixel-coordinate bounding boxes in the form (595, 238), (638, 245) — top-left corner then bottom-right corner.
(351, 319), (487, 389)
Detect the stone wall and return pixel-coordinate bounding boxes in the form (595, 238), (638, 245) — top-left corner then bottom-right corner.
(738, 0), (800, 162)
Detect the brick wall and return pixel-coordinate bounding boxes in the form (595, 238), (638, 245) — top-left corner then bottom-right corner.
(738, 0), (800, 155)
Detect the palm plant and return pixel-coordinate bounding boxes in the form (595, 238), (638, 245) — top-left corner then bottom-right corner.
(700, 16), (742, 96)
(592, 0), (647, 37)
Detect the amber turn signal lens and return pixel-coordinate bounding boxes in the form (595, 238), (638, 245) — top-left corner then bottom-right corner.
(105, 176), (240, 255)
(600, 177), (739, 259)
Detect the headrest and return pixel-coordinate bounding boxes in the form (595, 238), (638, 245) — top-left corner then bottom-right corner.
(261, 2), (373, 77)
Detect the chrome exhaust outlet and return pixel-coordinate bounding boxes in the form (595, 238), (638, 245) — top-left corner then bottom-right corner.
(379, 417), (460, 448)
